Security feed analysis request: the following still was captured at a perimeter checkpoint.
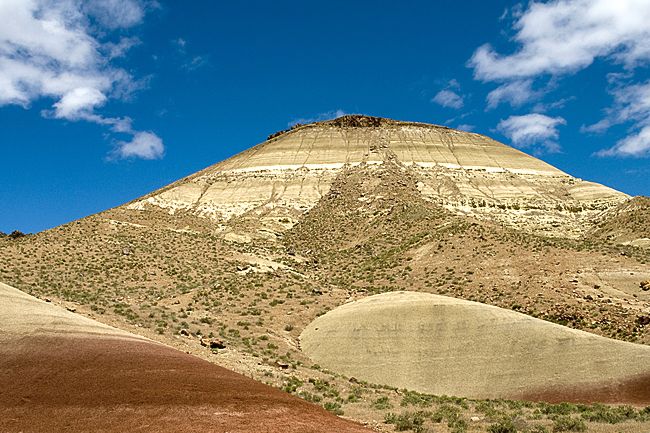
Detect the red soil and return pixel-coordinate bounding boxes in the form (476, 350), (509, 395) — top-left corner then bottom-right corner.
(0, 335), (371, 433)
(518, 373), (650, 405)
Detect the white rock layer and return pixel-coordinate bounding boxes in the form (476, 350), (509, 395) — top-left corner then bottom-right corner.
(127, 120), (627, 238)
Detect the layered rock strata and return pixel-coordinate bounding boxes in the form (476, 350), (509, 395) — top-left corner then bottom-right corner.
(128, 116), (626, 239)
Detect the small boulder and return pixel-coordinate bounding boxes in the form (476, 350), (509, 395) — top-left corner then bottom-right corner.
(201, 338), (226, 349)
(640, 280), (650, 291)
(637, 315), (650, 326)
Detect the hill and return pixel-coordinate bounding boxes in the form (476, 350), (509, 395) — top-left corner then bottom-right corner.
(301, 291), (650, 403)
(1, 115), (649, 432)
(0, 282), (370, 433)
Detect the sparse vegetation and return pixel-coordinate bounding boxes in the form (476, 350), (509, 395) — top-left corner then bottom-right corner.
(1, 128), (649, 433)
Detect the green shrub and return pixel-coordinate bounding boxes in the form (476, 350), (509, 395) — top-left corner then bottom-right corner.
(324, 401), (344, 415)
(384, 411), (428, 433)
(430, 404), (461, 423)
(281, 376), (302, 393)
(581, 404), (637, 424)
(372, 396), (392, 410)
(297, 391), (321, 403)
(401, 390), (435, 407)
(542, 402), (578, 416)
(448, 417), (468, 433)
(552, 416), (586, 432)
(488, 418), (517, 433)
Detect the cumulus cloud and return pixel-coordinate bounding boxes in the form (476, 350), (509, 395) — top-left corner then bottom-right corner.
(52, 87), (107, 120)
(590, 81), (650, 157)
(432, 90), (464, 109)
(469, 0), (650, 81)
(112, 131), (164, 160)
(0, 0), (163, 160)
(497, 113), (566, 153)
(469, 0), (650, 157)
(597, 127), (650, 157)
(486, 80), (540, 109)
(432, 80), (465, 109)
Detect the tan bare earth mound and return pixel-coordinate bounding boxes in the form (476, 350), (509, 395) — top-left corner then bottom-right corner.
(300, 291), (650, 404)
(0, 282), (370, 433)
(127, 114), (626, 239)
(588, 196), (650, 248)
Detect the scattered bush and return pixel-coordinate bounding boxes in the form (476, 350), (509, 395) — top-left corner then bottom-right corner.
(581, 404), (638, 424)
(324, 401), (344, 415)
(372, 396), (392, 410)
(384, 411), (428, 433)
(281, 376), (302, 393)
(552, 416), (586, 432)
(488, 418), (517, 433)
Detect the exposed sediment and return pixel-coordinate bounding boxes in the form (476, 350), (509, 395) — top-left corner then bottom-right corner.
(0, 282), (370, 433)
(127, 115), (627, 239)
(300, 291), (650, 404)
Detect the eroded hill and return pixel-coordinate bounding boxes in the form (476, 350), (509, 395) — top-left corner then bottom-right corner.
(2, 115), (649, 433)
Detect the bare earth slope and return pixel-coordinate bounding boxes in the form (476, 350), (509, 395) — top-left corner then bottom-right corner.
(588, 197), (650, 248)
(0, 282), (370, 433)
(127, 115), (626, 239)
(301, 291), (650, 404)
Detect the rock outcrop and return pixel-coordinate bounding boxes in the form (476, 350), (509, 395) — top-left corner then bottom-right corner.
(127, 115), (627, 239)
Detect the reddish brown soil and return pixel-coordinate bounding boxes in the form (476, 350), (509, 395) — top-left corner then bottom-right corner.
(0, 335), (371, 433)
(518, 373), (650, 405)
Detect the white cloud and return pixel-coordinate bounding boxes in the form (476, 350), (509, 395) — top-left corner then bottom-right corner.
(104, 36), (141, 59)
(172, 38), (209, 72)
(456, 124), (475, 132)
(469, 0), (650, 81)
(470, 0), (650, 158)
(432, 80), (465, 109)
(52, 87), (107, 119)
(174, 38), (187, 49)
(0, 0), (163, 160)
(183, 55), (209, 71)
(113, 131), (164, 159)
(591, 80), (650, 157)
(433, 89), (464, 109)
(83, 0), (145, 29)
(486, 80), (540, 109)
(497, 113), (566, 153)
(597, 126), (650, 157)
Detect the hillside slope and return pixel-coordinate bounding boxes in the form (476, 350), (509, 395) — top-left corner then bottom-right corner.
(0, 282), (370, 433)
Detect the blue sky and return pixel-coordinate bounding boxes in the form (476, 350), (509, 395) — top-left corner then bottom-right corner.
(1, 0), (649, 233)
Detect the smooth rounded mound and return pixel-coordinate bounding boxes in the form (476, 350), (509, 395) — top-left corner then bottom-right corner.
(0, 283), (370, 433)
(300, 291), (650, 404)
